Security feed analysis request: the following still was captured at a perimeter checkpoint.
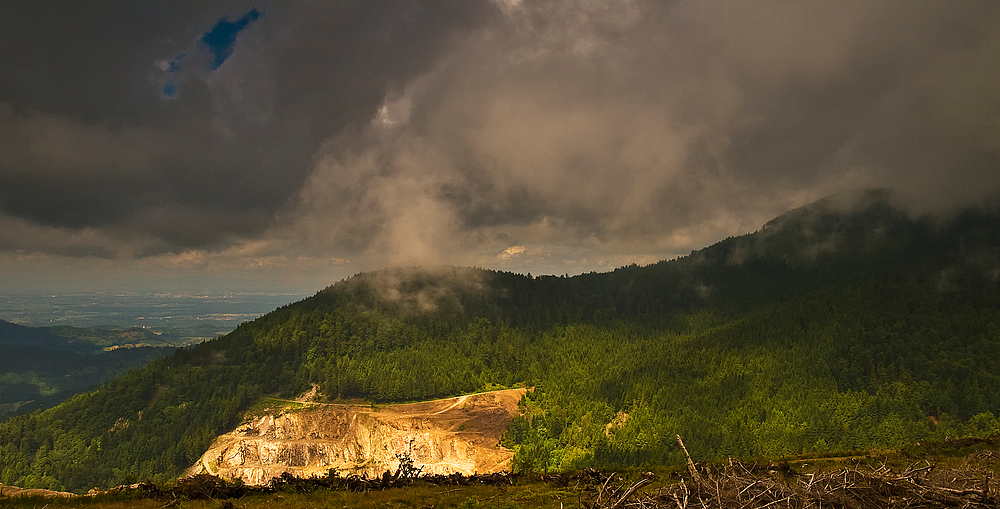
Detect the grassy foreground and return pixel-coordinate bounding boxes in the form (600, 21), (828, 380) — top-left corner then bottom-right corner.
(0, 475), (602, 509)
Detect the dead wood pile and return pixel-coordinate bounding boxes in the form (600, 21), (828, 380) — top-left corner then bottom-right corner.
(642, 460), (995, 508)
(587, 436), (997, 509)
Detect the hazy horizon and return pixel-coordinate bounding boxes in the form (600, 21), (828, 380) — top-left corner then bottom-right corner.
(0, 290), (307, 330)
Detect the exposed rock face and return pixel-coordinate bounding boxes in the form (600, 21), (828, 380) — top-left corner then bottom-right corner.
(189, 388), (525, 485)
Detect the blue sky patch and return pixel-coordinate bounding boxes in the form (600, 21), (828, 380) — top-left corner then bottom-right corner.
(200, 8), (261, 71)
(160, 8), (260, 98)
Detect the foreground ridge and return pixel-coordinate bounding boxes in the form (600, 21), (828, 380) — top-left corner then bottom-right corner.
(12, 442), (996, 508)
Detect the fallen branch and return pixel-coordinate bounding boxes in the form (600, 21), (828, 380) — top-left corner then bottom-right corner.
(676, 435), (702, 484)
(607, 476), (654, 509)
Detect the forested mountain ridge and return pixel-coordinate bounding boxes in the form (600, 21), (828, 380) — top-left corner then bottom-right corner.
(0, 344), (173, 418)
(0, 320), (207, 354)
(0, 321), (177, 417)
(0, 320), (100, 355)
(2, 190), (999, 492)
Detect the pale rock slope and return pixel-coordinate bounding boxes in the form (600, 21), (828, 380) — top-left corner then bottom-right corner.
(188, 388), (526, 485)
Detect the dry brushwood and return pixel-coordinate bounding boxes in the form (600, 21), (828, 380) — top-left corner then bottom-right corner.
(635, 457), (997, 509)
(584, 471), (657, 509)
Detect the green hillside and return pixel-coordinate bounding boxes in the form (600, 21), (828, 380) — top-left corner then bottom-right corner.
(0, 322), (180, 417)
(2, 190), (999, 492)
(0, 344), (173, 417)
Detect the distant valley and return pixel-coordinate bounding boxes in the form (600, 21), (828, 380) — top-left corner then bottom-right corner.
(0, 320), (177, 417)
(0, 292), (303, 417)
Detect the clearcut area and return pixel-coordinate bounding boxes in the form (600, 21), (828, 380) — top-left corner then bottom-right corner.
(188, 388), (526, 485)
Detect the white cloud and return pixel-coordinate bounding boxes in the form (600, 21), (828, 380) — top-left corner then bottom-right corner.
(498, 245), (525, 260)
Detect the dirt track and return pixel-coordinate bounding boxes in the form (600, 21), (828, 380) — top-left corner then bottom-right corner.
(188, 388), (526, 485)
(0, 486), (75, 498)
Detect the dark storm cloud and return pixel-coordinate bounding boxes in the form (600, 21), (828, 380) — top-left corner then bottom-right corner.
(2, 0), (999, 277)
(289, 0), (1000, 272)
(0, 1), (498, 256)
(714, 2), (1000, 204)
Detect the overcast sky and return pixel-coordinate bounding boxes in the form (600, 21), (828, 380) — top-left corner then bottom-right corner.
(1, 1), (998, 293)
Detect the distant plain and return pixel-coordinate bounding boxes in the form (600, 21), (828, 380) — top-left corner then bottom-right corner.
(0, 291), (307, 333)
